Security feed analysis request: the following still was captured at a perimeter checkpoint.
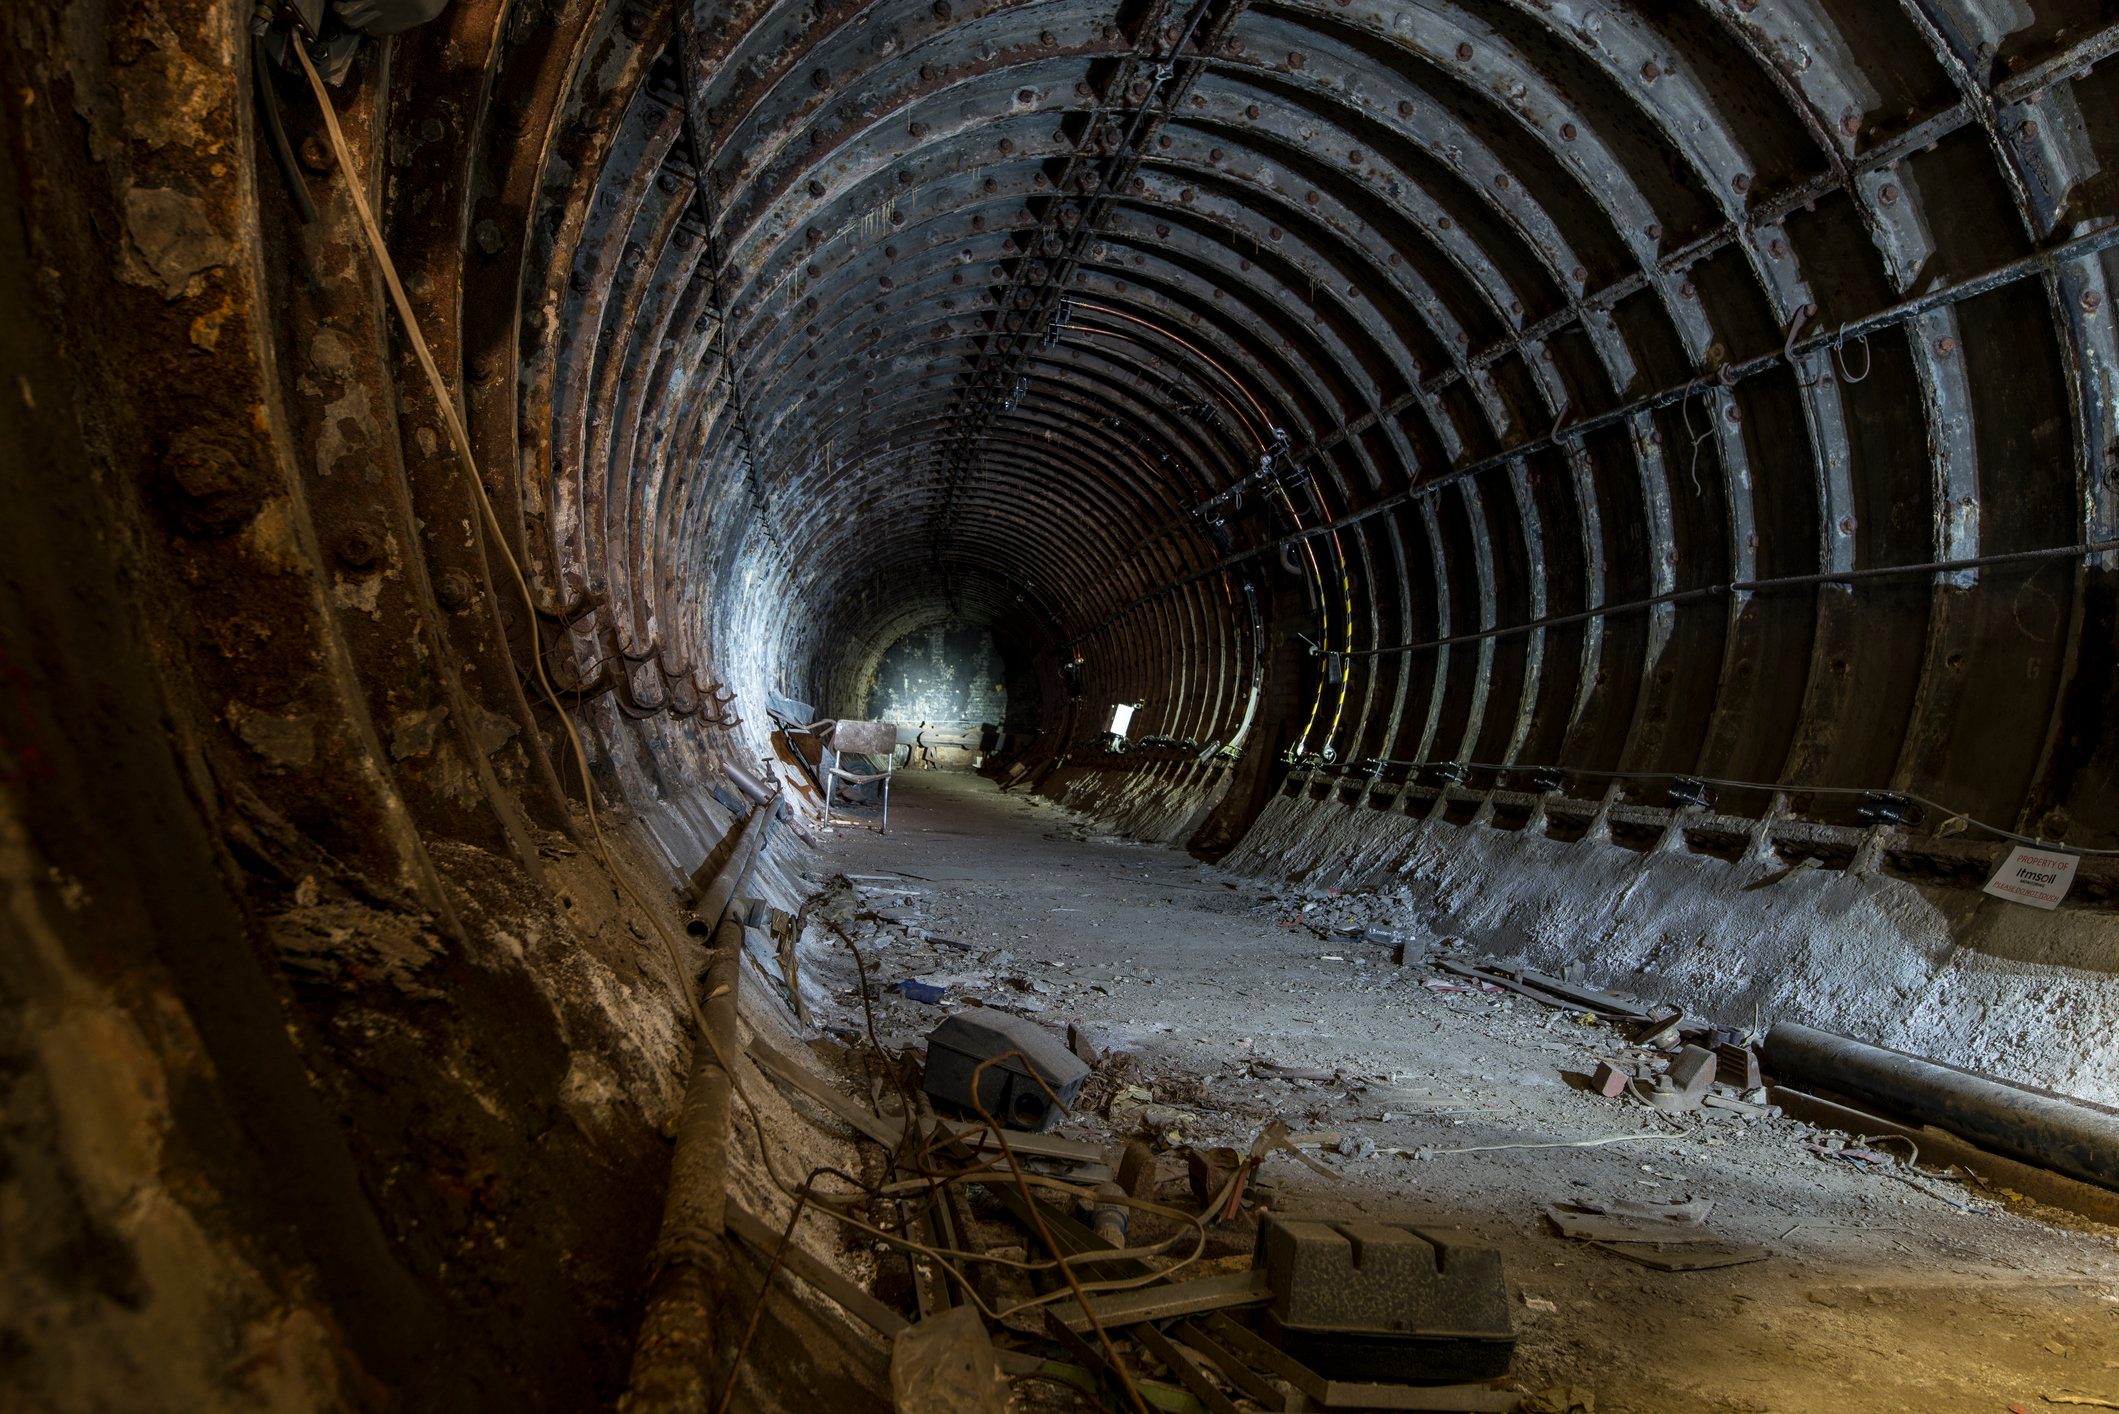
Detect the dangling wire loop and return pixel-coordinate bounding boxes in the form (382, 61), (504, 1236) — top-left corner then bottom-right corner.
(1833, 331), (1873, 383)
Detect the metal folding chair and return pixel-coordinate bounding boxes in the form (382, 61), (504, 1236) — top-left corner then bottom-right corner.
(819, 719), (899, 833)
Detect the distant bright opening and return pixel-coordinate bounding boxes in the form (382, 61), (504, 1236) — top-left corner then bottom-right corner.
(1108, 702), (1136, 737)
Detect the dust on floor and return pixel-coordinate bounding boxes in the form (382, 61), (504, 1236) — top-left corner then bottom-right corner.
(767, 770), (2119, 1414)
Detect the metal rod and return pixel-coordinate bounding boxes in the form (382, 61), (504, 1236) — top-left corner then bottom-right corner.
(1763, 1023), (2119, 1192)
(1337, 538), (2119, 659)
(1301, 752), (2119, 855)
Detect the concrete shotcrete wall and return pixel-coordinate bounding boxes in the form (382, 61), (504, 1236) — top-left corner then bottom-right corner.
(1220, 790), (2119, 1107)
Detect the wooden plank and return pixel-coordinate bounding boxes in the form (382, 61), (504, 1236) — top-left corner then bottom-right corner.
(1173, 1320), (1293, 1410)
(1545, 1207), (1723, 1244)
(1047, 1271), (1272, 1332)
(747, 1038), (901, 1147)
(931, 1118), (1109, 1167)
(1433, 959), (1650, 1023)
(1586, 1240), (1768, 1271)
(1494, 965), (1655, 1022)
(1198, 1315), (1325, 1399)
(725, 1201), (908, 1338)
(1433, 960), (1606, 1016)
(904, 1197), (948, 1319)
(1311, 1381), (1521, 1411)
(1137, 1323), (1242, 1414)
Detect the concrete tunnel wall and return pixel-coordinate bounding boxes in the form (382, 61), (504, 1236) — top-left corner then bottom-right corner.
(5, 0), (2119, 1407)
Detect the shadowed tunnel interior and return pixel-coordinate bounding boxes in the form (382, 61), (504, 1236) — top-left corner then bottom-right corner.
(545, 0), (2119, 857)
(5, 0), (2119, 1409)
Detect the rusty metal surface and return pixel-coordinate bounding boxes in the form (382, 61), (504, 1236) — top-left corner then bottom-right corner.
(63, 0), (2115, 886)
(457, 0), (2119, 865)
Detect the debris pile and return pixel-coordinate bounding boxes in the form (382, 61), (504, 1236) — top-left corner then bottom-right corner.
(723, 866), (2119, 1410)
(725, 887), (1597, 1412)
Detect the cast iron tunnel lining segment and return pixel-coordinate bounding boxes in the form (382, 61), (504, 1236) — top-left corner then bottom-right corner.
(501, 0), (2119, 856)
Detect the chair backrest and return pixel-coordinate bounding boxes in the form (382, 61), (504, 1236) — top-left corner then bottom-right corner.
(822, 719), (898, 756)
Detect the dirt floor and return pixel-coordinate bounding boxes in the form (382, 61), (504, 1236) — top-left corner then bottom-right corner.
(770, 769), (2119, 1414)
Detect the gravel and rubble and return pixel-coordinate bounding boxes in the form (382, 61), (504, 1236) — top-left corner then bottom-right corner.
(771, 771), (2119, 1413)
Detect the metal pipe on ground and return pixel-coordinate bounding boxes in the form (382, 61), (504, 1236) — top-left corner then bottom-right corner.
(1763, 1023), (2119, 1192)
(720, 759), (819, 847)
(681, 790), (779, 912)
(624, 800), (777, 1411)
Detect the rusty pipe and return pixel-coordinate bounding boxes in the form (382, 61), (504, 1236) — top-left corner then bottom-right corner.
(626, 798), (777, 1410)
(1763, 1023), (2119, 1192)
(623, 933), (744, 1413)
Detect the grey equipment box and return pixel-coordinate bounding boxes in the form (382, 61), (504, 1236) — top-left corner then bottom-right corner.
(1255, 1216), (1516, 1383)
(922, 1012), (1089, 1133)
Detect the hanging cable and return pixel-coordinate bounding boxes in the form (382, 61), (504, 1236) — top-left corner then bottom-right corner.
(1678, 383), (1714, 497)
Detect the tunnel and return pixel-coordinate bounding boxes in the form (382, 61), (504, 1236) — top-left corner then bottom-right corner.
(5, 0), (2119, 1408)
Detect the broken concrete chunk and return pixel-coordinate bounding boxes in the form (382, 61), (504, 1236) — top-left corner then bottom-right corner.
(1116, 1138), (1157, 1198)
(1667, 1045), (1718, 1105)
(1065, 1021), (1100, 1067)
(1590, 1061), (1631, 1098)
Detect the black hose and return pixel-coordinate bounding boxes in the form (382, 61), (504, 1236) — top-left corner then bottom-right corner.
(253, 36), (317, 225)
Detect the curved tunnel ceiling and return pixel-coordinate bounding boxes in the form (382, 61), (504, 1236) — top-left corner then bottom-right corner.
(473, 0), (2119, 848)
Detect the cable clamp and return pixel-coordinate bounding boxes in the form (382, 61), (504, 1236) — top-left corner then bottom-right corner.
(1669, 777), (1712, 809)
(1858, 791), (1920, 827)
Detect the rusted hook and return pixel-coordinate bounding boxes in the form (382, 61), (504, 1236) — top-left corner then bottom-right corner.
(1786, 302), (1821, 387)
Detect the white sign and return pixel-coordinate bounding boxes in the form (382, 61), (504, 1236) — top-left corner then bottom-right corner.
(1982, 844), (2079, 910)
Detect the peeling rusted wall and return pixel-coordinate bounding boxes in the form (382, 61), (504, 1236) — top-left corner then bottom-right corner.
(0, 2), (763, 1406)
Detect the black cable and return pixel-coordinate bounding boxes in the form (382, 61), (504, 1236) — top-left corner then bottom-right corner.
(1337, 537), (2119, 659)
(252, 36), (318, 225)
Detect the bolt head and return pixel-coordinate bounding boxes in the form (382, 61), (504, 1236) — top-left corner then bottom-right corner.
(337, 524), (384, 570)
(161, 429), (263, 538)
